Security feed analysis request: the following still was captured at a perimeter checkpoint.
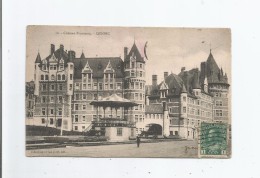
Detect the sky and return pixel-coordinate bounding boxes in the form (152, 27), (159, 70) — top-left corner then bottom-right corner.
(26, 26), (231, 85)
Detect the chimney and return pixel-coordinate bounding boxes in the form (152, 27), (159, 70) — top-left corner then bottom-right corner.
(124, 47), (128, 59)
(164, 72), (168, 80)
(152, 75), (157, 86)
(163, 101), (167, 111)
(181, 67), (186, 72)
(50, 44), (55, 54)
(60, 44), (64, 51)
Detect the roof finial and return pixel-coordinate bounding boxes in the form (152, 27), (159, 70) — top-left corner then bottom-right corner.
(210, 42), (212, 53)
(134, 36), (135, 44)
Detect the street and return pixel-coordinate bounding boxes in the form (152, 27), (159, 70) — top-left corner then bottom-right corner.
(27, 140), (198, 158)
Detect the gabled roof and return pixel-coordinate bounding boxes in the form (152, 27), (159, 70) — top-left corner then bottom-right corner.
(73, 57), (124, 79)
(145, 104), (163, 114)
(44, 47), (69, 64)
(125, 43), (145, 63)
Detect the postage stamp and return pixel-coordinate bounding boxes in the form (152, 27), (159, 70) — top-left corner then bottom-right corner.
(199, 122), (229, 158)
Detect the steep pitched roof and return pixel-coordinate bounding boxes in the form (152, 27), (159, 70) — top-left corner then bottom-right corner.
(80, 52), (85, 59)
(73, 57), (124, 79)
(125, 43), (145, 63)
(35, 52), (41, 63)
(145, 104), (163, 114)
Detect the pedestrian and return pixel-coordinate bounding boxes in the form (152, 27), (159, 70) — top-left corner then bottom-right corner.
(137, 136), (141, 148)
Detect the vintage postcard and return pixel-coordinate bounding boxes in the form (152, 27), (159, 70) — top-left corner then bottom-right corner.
(26, 26), (231, 158)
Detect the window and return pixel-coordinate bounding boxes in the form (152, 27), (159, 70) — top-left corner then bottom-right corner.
(88, 84), (91, 89)
(140, 71), (143, 77)
(58, 96), (62, 103)
(93, 115), (97, 121)
(59, 64), (64, 70)
(183, 107), (186, 113)
(82, 105), (86, 110)
(130, 82), (134, 89)
(135, 82), (139, 89)
(82, 84), (86, 90)
(99, 83), (103, 90)
(135, 115), (138, 122)
(93, 83), (97, 90)
(216, 101), (223, 106)
(216, 110), (223, 117)
(62, 74), (65, 80)
(74, 126), (78, 131)
(75, 94), (80, 100)
(82, 126), (85, 130)
(110, 84), (113, 89)
(59, 84), (62, 90)
(51, 84), (55, 91)
(50, 109), (54, 115)
(70, 74), (73, 80)
(70, 64), (73, 70)
(105, 84), (108, 90)
(83, 94), (87, 100)
(195, 91), (198, 95)
(135, 93), (138, 100)
(58, 108), (62, 115)
(42, 108), (46, 115)
(50, 97), (54, 103)
(183, 96), (186, 102)
(140, 64), (142, 68)
(42, 65), (46, 71)
(57, 75), (61, 80)
(50, 118), (54, 125)
(45, 75), (48, 80)
(140, 83), (143, 89)
(197, 109), (200, 116)
(51, 75), (55, 80)
(117, 83), (121, 90)
(197, 100), (200, 105)
(131, 62), (135, 68)
(117, 128), (123, 136)
(69, 84), (72, 90)
(131, 71), (135, 77)
(75, 104), (79, 110)
(41, 118), (45, 124)
(41, 75), (44, 80)
(42, 96), (46, 103)
(75, 115), (78, 122)
(42, 84), (46, 91)
(93, 94), (97, 100)
(82, 116), (86, 121)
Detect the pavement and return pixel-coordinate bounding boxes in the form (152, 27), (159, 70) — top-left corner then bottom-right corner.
(26, 140), (198, 158)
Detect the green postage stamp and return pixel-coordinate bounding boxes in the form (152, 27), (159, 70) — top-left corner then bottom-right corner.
(199, 122), (229, 158)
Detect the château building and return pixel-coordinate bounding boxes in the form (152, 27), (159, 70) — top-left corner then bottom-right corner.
(26, 43), (229, 140)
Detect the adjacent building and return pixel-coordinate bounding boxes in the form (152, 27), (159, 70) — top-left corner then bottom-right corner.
(145, 50), (229, 139)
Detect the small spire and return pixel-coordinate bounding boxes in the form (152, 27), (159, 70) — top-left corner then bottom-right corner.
(181, 83), (187, 93)
(35, 52), (41, 63)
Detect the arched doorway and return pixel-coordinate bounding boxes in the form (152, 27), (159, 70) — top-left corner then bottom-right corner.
(145, 124), (162, 136)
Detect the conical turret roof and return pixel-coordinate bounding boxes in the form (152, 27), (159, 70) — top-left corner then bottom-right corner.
(35, 52), (41, 63)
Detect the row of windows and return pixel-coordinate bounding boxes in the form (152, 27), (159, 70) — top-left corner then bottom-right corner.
(145, 114), (163, 120)
(41, 64), (64, 71)
(41, 83), (64, 91)
(41, 108), (62, 116)
(130, 70), (145, 78)
(41, 96), (64, 103)
(125, 61), (144, 69)
(129, 82), (144, 90)
(127, 93), (145, 101)
(40, 74), (71, 81)
(75, 82), (122, 90)
(188, 98), (212, 108)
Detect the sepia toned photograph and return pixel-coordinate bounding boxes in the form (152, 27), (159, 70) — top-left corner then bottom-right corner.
(25, 26), (231, 158)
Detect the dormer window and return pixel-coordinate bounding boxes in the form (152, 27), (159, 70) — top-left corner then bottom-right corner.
(59, 63), (64, 70)
(42, 65), (47, 71)
(50, 65), (57, 70)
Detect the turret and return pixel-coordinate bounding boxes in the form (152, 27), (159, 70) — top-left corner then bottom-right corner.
(34, 52), (41, 96)
(67, 50), (74, 96)
(162, 102), (170, 136)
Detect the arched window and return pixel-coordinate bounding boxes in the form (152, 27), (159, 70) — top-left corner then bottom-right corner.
(45, 75), (48, 80)
(51, 75), (55, 81)
(57, 75), (61, 80)
(41, 75), (44, 80)
(62, 74), (65, 80)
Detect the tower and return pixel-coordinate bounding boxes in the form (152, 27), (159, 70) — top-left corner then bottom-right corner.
(123, 42), (146, 134)
(203, 51), (230, 123)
